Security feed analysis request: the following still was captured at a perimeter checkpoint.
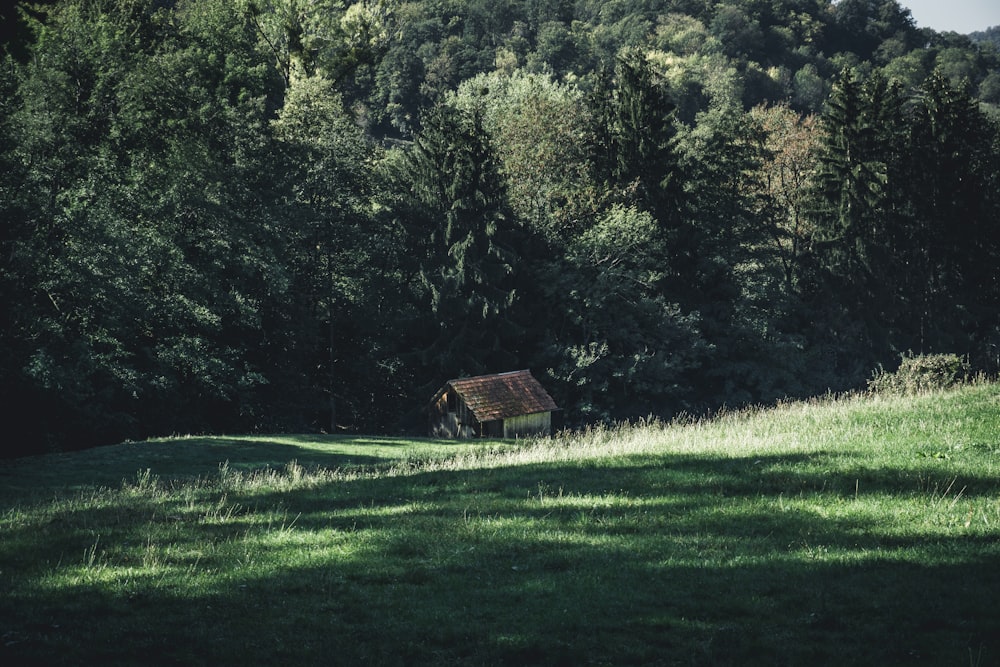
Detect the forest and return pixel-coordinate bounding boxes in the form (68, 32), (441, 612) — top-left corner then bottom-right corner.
(1, 0), (999, 456)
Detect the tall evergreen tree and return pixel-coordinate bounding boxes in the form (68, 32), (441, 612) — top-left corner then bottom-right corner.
(401, 102), (524, 383)
(810, 68), (904, 361)
(904, 70), (1000, 361)
(809, 66), (1000, 374)
(591, 52), (682, 225)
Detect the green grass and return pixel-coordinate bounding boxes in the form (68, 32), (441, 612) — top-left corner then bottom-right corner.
(3, 385), (1000, 665)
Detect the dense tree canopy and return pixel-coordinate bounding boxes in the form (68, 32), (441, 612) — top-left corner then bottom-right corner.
(2, 0), (999, 454)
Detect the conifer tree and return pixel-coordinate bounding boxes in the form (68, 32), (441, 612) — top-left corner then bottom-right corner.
(810, 68), (902, 358)
(591, 52), (681, 226)
(403, 103), (523, 381)
(905, 70), (1000, 359)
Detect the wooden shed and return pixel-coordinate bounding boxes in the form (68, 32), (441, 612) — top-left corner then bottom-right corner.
(428, 370), (559, 439)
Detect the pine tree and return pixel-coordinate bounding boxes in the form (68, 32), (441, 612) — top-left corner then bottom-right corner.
(403, 103), (523, 381)
(810, 68), (904, 359)
(810, 66), (1000, 370)
(590, 52), (681, 226)
(905, 70), (1000, 359)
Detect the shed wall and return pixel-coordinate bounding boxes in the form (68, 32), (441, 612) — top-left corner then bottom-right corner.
(503, 412), (551, 438)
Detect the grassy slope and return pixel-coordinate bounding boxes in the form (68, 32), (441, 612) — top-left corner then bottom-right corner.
(2, 385), (1000, 666)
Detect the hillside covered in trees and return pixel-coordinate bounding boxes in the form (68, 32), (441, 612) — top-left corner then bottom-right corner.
(2, 0), (999, 455)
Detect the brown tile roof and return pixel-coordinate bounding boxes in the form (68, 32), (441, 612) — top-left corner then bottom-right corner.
(444, 370), (558, 422)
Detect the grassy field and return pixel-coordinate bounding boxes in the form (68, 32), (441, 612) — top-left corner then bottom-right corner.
(2, 385), (1000, 666)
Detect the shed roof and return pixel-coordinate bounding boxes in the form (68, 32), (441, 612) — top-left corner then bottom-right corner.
(436, 370), (558, 422)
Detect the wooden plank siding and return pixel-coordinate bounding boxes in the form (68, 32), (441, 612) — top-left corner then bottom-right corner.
(502, 412), (551, 438)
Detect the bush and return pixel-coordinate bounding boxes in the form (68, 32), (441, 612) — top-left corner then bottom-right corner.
(867, 353), (970, 395)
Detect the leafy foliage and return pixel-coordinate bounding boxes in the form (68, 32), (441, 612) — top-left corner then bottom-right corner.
(868, 352), (971, 395)
(1, 0), (999, 453)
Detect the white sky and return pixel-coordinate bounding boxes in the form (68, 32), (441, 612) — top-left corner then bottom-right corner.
(897, 0), (1000, 34)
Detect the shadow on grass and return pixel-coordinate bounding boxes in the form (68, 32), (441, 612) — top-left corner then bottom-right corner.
(4, 536), (998, 665)
(3, 452), (1000, 666)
